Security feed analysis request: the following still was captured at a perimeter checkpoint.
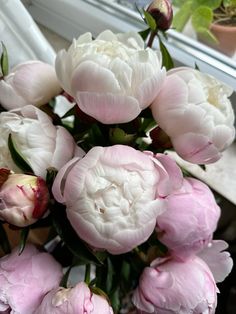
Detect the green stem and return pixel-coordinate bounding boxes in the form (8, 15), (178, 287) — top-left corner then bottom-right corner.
(147, 30), (157, 48)
(85, 264), (91, 284)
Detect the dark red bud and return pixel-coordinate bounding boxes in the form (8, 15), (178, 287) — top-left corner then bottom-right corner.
(150, 126), (172, 149)
(147, 0), (173, 31)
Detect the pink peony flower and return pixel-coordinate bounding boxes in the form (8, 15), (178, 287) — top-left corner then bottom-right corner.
(35, 282), (113, 314)
(0, 61), (62, 110)
(156, 177), (221, 260)
(151, 67), (235, 164)
(133, 241), (233, 313)
(133, 257), (217, 313)
(52, 145), (183, 254)
(0, 169), (49, 227)
(0, 244), (63, 314)
(55, 30), (165, 124)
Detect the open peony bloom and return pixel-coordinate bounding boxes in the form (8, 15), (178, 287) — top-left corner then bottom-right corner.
(0, 61), (62, 110)
(0, 169), (49, 227)
(0, 105), (82, 178)
(151, 67), (235, 164)
(52, 145), (183, 254)
(156, 177), (221, 260)
(35, 282), (113, 314)
(55, 30), (165, 124)
(133, 248), (232, 314)
(0, 244), (63, 314)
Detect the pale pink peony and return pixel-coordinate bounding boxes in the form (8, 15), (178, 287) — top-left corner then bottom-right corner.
(55, 30), (165, 124)
(0, 105), (82, 178)
(151, 67), (235, 164)
(133, 242), (233, 313)
(0, 244), (63, 314)
(0, 169), (49, 227)
(0, 61), (62, 110)
(133, 258), (216, 313)
(156, 177), (221, 260)
(35, 282), (113, 314)
(52, 145), (183, 254)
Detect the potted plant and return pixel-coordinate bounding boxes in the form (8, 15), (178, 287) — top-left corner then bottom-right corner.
(172, 0), (236, 56)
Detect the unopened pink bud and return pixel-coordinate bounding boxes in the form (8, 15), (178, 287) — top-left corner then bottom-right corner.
(0, 170), (49, 227)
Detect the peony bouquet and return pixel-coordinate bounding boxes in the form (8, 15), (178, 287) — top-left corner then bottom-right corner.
(0, 0), (235, 313)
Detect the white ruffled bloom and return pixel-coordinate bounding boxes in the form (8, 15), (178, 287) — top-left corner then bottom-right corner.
(52, 146), (183, 254)
(0, 105), (79, 178)
(151, 67), (235, 164)
(55, 30), (165, 124)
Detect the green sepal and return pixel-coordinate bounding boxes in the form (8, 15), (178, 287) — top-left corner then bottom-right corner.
(8, 134), (34, 174)
(143, 10), (157, 31)
(0, 42), (9, 77)
(0, 223), (11, 254)
(18, 227), (30, 255)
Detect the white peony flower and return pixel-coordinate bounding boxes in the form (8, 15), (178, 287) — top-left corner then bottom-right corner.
(52, 145), (183, 254)
(0, 105), (81, 178)
(151, 67), (235, 164)
(55, 30), (165, 124)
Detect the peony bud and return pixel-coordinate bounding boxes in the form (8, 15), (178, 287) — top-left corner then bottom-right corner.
(0, 60), (62, 110)
(0, 170), (49, 227)
(147, 0), (173, 31)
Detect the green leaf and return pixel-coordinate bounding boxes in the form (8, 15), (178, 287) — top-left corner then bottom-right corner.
(192, 6), (213, 30)
(1, 42), (9, 76)
(110, 286), (120, 313)
(106, 258), (114, 292)
(89, 124), (107, 146)
(0, 223), (11, 254)
(60, 266), (72, 288)
(197, 27), (218, 44)
(8, 134), (34, 174)
(159, 39), (174, 70)
(84, 264), (91, 284)
(172, 0), (186, 6)
(121, 260), (130, 283)
(223, 0), (236, 6)
(139, 28), (151, 41)
(18, 227), (30, 255)
(196, 0), (222, 10)
(51, 206), (102, 265)
(172, 2), (193, 31)
(143, 11), (157, 31)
